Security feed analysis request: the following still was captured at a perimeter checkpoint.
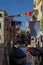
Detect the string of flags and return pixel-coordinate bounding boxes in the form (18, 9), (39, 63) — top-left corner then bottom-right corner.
(14, 12), (32, 17)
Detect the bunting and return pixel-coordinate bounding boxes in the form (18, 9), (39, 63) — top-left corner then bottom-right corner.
(16, 12), (32, 17)
(23, 12), (32, 16)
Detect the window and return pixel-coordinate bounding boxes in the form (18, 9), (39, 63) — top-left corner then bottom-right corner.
(0, 14), (2, 17)
(0, 23), (1, 28)
(31, 38), (34, 40)
(35, 38), (37, 42)
(40, 5), (42, 11)
(0, 35), (1, 39)
(34, 10), (38, 15)
(35, 10), (38, 15)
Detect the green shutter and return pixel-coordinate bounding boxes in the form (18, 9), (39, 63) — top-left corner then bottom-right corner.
(40, 20), (43, 33)
(34, 9), (38, 15)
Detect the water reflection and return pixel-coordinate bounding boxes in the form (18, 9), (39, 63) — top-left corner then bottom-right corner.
(20, 47), (31, 65)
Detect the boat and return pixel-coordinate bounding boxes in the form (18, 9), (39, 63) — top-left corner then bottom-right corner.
(9, 46), (26, 65)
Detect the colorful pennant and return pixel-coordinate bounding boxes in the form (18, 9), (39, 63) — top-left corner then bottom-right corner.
(23, 12), (32, 16)
(15, 12), (32, 17)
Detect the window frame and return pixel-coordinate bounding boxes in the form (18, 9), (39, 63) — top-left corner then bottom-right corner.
(0, 23), (1, 29)
(40, 5), (42, 12)
(0, 14), (2, 17)
(0, 35), (1, 39)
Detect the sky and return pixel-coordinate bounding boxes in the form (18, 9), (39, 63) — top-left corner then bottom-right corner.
(0, 0), (33, 30)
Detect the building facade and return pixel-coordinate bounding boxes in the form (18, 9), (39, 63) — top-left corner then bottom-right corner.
(0, 10), (9, 44)
(0, 10), (21, 65)
(33, 0), (42, 20)
(0, 10), (16, 44)
(31, 0), (43, 47)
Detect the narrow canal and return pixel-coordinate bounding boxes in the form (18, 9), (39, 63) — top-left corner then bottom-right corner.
(9, 45), (31, 65)
(20, 47), (31, 65)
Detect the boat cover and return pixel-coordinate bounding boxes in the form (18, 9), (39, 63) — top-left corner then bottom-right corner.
(10, 47), (26, 59)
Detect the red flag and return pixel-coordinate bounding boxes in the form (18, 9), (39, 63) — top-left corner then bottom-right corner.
(29, 12), (32, 16)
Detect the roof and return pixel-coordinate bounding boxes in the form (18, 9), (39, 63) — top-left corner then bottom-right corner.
(14, 21), (21, 25)
(0, 9), (7, 13)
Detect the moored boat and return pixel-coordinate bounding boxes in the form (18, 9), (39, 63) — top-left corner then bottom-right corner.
(9, 46), (26, 65)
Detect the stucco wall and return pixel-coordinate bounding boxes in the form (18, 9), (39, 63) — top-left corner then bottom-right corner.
(0, 11), (4, 44)
(34, 1), (42, 20)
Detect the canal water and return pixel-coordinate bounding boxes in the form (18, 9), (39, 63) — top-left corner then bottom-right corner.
(20, 47), (31, 65)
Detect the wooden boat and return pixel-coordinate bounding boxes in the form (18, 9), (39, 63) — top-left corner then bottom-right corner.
(9, 46), (26, 65)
